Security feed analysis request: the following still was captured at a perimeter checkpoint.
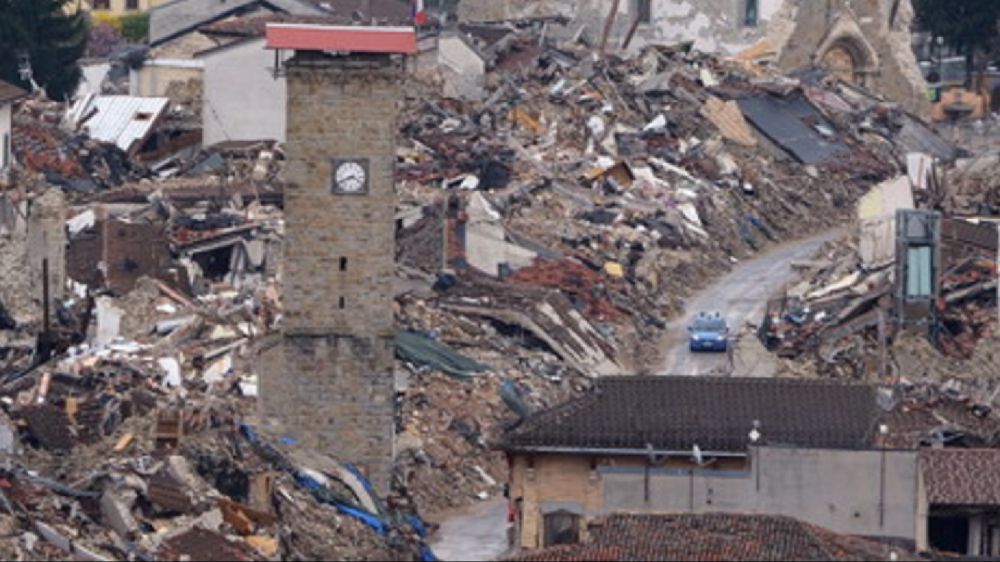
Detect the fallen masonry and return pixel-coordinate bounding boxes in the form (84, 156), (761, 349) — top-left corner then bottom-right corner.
(0, 11), (979, 562)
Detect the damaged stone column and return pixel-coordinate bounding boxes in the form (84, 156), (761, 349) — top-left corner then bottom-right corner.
(0, 189), (66, 327)
(260, 24), (415, 495)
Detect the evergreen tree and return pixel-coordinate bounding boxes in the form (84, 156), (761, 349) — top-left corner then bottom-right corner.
(0, 0), (88, 101)
(913, 0), (1000, 84)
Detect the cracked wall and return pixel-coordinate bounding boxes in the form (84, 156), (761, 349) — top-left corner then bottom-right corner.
(771, 0), (930, 118)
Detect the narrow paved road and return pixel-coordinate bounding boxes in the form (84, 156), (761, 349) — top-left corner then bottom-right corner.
(429, 498), (510, 561)
(661, 230), (841, 377)
(430, 231), (840, 560)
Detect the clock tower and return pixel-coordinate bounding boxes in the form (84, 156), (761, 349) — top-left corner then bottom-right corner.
(261, 24), (416, 494)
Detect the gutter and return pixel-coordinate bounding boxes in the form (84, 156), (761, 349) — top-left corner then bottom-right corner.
(502, 445), (748, 458)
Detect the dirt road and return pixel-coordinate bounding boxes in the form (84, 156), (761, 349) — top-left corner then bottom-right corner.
(660, 230), (841, 377)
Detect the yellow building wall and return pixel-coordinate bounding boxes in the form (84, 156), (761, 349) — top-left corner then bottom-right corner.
(509, 453), (752, 549)
(511, 454), (601, 550)
(73, 0), (167, 14)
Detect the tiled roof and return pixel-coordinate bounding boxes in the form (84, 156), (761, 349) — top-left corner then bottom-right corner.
(921, 448), (1000, 506)
(507, 514), (915, 561)
(149, 0), (324, 46)
(198, 1), (413, 37)
(0, 80), (28, 104)
(503, 376), (879, 452)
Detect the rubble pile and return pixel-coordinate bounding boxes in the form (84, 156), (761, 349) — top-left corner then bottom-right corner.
(943, 153), (1000, 216)
(884, 378), (1000, 449)
(0, 17), (965, 556)
(395, 33), (939, 377)
(12, 98), (146, 192)
(0, 267), (431, 561)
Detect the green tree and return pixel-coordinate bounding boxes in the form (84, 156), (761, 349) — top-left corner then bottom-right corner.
(119, 12), (150, 43)
(914, 0), (1000, 85)
(0, 0), (88, 101)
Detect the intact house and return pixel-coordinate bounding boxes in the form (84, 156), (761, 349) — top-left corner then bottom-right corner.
(0, 80), (28, 182)
(501, 376), (1000, 557)
(502, 376), (920, 550)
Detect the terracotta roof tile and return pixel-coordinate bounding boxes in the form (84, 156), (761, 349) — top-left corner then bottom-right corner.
(507, 514), (916, 562)
(921, 448), (1000, 506)
(504, 376), (879, 453)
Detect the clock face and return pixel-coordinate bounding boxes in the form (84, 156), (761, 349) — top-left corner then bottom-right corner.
(333, 159), (368, 194)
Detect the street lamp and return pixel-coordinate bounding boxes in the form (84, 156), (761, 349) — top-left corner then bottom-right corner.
(935, 36), (945, 83)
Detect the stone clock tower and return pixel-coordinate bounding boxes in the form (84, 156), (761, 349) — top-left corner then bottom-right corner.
(262, 24), (416, 494)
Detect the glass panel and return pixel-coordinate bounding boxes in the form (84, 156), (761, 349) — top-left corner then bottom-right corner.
(906, 246), (933, 297)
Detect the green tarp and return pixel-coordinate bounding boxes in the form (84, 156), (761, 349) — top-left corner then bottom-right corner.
(395, 331), (491, 379)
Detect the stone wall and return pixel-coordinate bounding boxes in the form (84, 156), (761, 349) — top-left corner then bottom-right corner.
(264, 53), (401, 495)
(771, 0), (930, 118)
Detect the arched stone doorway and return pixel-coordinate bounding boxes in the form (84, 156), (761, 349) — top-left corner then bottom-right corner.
(819, 38), (871, 85)
(813, 13), (880, 87)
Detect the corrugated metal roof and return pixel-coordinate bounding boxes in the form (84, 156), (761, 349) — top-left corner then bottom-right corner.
(67, 95), (170, 155)
(265, 23), (417, 54)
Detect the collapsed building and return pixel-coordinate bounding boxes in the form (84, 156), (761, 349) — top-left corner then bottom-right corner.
(454, 0), (930, 117)
(0, 7), (979, 562)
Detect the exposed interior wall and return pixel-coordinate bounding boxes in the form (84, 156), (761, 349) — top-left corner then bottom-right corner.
(457, 0), (777, 55)
(1, 190), (69, 327)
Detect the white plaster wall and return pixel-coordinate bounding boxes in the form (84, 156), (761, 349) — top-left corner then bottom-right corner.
(601, 447), (919, 543)
(625, 0), (776, 55)
(202, 38), (287, 146)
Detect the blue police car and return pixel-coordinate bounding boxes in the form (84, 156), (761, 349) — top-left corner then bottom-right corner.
(688, 312), (729, 352)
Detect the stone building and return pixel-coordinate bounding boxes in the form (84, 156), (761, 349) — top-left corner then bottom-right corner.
(260, 23), (415, 494)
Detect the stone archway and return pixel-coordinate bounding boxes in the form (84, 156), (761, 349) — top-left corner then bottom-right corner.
(813, 12), (880, 87)
(821, 44), (856, 82)
(819, 38), (870, 84)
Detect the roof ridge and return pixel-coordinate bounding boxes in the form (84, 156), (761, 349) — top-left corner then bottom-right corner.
(604, 375), (873, 386)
